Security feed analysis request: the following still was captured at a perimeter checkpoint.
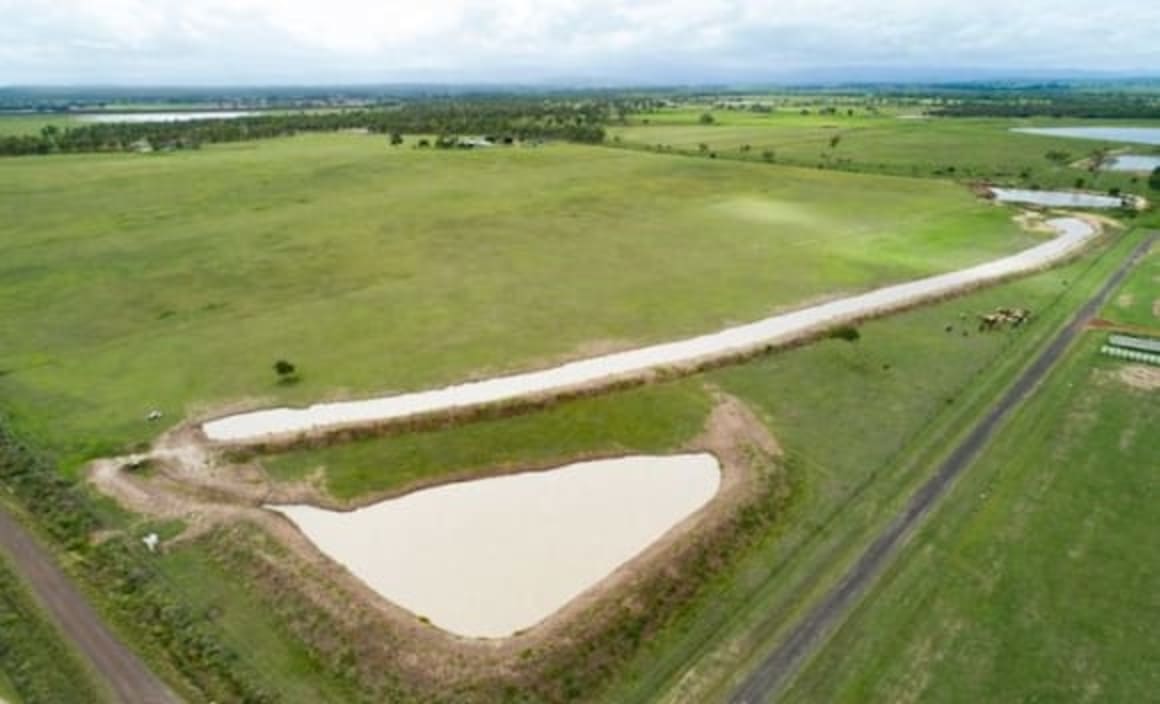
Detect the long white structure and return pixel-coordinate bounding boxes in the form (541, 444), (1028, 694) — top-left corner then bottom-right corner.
(204, 217), (1097, 443)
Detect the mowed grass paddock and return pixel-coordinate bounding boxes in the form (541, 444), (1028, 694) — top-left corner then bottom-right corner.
(0, 133), (1036, 465)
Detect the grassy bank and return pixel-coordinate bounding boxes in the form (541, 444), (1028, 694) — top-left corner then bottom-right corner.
(263, 380), (713, 500)
(0, 133), (1034, 466)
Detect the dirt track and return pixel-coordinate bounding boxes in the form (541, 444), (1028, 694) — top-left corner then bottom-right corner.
(729, 231), (1158, 704)
(0, 506), (181, 704)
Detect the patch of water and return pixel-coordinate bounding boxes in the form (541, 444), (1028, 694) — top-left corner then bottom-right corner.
(271, 453), (722, 638)
(1012, 126), (1160, 145)
(79, 111), (256, 124)
(1105, 155), (1160, 172)
(990, 188), (1123, 208)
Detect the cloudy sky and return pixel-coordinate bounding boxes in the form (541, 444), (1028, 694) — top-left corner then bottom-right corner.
(1, 0), (1157, 85)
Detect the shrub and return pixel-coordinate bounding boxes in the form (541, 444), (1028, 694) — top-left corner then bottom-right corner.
(828, 325), (862, 343)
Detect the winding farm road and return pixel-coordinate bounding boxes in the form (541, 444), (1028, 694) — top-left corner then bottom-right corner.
(204, 217), (1099, 444)
(729, 230), (1158, 703)
(0, 506), (181, 704)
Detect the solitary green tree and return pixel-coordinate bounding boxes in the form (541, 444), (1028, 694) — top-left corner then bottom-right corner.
(699, 112), (715, 125)
(274, 360), (298, 383)
(1088, 148), (1110, 174)
(828, 325), (861, 343)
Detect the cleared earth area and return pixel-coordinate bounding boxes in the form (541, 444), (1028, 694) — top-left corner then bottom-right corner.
(0, 133), (1036, 466)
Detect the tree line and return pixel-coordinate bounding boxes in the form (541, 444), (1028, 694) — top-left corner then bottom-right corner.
(930, 94), (1160, 118)
(0, 99), (614, 157)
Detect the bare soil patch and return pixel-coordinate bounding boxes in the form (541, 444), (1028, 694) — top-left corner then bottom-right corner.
(1116, 364), (1160, 392)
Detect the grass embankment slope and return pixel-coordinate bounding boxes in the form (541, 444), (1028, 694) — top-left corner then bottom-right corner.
(0, 133), (1034, 467)
(783, 240), (1159, 703)
(0, 556), (107, 703)
(613, 110), (1160, 192)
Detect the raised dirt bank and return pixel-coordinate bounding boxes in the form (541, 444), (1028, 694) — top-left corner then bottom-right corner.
(203, 217), (1099, 444)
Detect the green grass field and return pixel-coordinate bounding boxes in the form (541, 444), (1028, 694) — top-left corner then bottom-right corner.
(0, 133), (1037, 467)
(2, 114), (1154, 702)
(613, 112), (1160, 191)
(149, 542), (366, 703)
(1102, 242), (1159, 328)
(0, 671), (20, 704)
(0, 115), (76, 136)
(782, 326), (1158, 703)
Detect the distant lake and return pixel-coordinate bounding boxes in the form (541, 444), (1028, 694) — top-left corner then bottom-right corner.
(990, 188), (1123, 209)
(79, 111), (256, 124)
(1012, 126), (1160, 145)
(1106, 155), (1160, 172)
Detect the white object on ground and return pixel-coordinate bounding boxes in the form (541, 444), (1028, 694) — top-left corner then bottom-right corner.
(204, 217), (1097, 443)
(80, 111), (256, 124)
(1105, 155), (1160, 172)
(270, 453), (721, 638)
(989, 188), (1123, 209)
(1011, 126), (1160, 145)
(142, 533), (160, 552)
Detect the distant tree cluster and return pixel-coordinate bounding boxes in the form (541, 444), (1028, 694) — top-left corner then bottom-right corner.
(0, 99), (612, 157)
(930, 95), (1160, 119)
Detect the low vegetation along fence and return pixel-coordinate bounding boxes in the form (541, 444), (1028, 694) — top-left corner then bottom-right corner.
(0, 421), (274, 702)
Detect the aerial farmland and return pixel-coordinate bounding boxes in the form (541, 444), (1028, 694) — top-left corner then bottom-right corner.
(1, 4), (1158, 703)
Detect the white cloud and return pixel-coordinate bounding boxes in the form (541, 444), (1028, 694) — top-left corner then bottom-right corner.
(0, 0), (1156, 84)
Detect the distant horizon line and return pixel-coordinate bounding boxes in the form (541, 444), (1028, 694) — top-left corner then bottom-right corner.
(3, 69), (1160, 92)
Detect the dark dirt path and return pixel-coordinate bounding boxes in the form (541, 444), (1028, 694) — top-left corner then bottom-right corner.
(0, 506), (181, 704)
(730, 231), (1158, 704)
